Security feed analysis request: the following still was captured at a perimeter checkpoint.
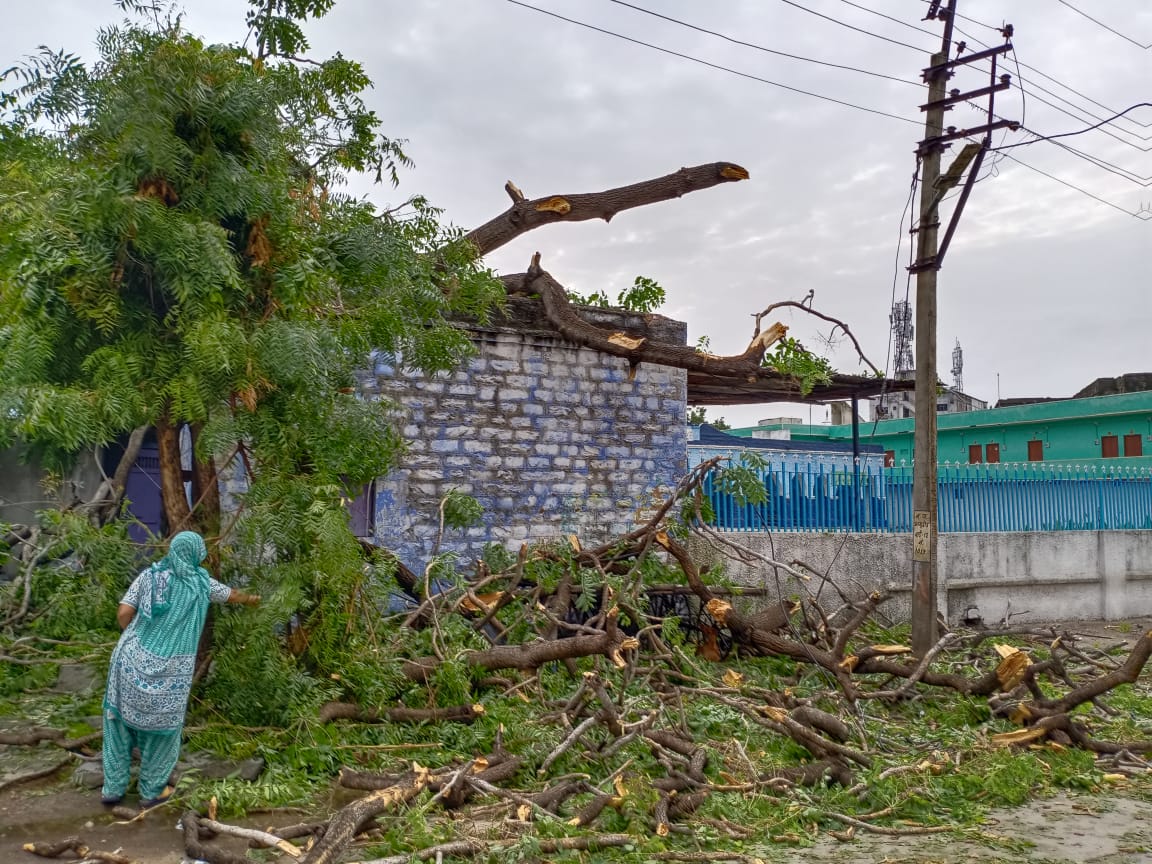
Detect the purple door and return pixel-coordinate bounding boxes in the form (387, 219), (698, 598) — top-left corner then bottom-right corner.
(124, 443), (164, 543)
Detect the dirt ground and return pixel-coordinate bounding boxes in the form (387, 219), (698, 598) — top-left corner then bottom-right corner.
(1, 783), (1150, 864)
(0, 784), (259, 864)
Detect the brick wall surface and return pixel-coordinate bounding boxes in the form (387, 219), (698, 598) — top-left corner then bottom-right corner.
(365, 299), (688, 574)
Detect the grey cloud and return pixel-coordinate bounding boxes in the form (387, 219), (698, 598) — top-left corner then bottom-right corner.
(2, 0), (1146, 428)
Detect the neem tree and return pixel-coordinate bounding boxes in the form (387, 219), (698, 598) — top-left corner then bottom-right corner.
(0, 4), (500, 543)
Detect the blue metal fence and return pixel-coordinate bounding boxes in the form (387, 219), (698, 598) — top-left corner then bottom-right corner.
(705, 460), (1152, 533)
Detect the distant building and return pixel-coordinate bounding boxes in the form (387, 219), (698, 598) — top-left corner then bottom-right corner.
(731, 380), (1152, 468)
(869, 384), (987, 421)
(688, 423), (884, 470)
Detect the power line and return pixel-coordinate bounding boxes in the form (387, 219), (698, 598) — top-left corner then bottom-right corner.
(949, 21), (1149, 133)
(606, 0), (921, 86)
(965, 99), (1150, 188)
(915, 0), (1004, 33)
(773, 0), (931, 53)
(991, 103), (1152, 151)
(502, 0), (920, 125)
(884, 163), (920, 383)
(846, 0), (1148, 140)
(804, 0), (1147, 140)
(1004, 69), (1150, 148)
(833, 0), (938, 39)
(998, 150), (1149, 219)
(955, 43), (1151, 150)
(1053, 0), (1151, 50)
(915, 3), (1148, 129)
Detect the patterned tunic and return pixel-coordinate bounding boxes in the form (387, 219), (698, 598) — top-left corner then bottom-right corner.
(103, 568), (231, 733)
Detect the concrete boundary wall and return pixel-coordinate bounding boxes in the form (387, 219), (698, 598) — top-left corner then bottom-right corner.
(695, 531), (1152, 625)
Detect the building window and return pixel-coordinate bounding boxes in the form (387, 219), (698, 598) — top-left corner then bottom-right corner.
(1101, 435), (1119, 458)
(936, 402), (949, 412)
(986, 443), (1001, 464)
(1027, 440), (1044, 462)
(968, 444), (982, 464)
(884, 450), (895, 468)
(1124, 434), (1143, 457)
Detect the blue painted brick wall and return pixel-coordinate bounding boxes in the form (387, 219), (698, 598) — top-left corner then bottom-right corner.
(368, 299), (688, 575)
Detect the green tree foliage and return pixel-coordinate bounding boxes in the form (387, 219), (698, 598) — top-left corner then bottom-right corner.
(0, 1), (502, 717)
(686, 407), (730, 431)
(763, 337), (833, 396)
(568, 275), (666, 313)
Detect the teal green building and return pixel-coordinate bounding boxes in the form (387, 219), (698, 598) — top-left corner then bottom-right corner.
(730, 390), (1152, 470)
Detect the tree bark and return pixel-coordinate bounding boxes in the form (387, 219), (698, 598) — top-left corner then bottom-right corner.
(502, 258), (787, 375)
(1032, 629), (1152, 716)
(155, 413), (191, 536)
(318, 702), (482, 725)
(299, 766), (431, 864)
(189, 421), (222, 541)
(465, 162), (749, 257)
(402, 609), (634, 682)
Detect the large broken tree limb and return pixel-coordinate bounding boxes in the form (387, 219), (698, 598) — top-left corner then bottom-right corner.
(653, 531), (858, 696)
(299, 765), (431, 864)
(501, 257), (787, 374)
(499, 256), (900, 403)
(402, 607), (636, 682)
(1033, 629), (1152, 716)
(317, 701), (482, 725)
(465, 163), (749, 257)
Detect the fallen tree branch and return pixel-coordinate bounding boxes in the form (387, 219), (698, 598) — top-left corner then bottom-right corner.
(1033, 629), (1152, 716)
(300, 765), (432, 864)
(198, 818), (303, 858)
(752, 301), (883, 377)
(465, 163), (748, 257)
(347, 833), (634, 864)
(402, 608), (635, 682)
(22, 838), (136, 864)
(317, 702), (482, 725)
(819, 811), (953, 835)
(181, 812), (249, 864)
(503, 257), (787, 376)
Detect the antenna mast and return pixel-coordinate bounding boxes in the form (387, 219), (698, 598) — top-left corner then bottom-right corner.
(891, 300), (914, 378)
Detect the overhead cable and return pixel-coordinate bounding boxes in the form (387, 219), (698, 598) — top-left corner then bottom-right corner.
(607, 0), (921, 86)
(503, 0), (919, 124)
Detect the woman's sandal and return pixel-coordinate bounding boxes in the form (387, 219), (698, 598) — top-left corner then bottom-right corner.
(139, 786), (174, 810)
(100, 795), (123, 808)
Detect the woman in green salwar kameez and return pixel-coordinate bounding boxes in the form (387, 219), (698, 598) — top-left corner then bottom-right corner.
(101, 531), (259, 807)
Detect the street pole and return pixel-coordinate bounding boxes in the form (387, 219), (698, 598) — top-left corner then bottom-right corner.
(910, 2), (955, 657)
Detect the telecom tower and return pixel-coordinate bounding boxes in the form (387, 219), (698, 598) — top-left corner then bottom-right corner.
(951, 339), (964, 394)
(890, 300), (914, 379)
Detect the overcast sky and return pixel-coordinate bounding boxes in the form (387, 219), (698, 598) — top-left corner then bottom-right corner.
(4, 0), (1149, 427)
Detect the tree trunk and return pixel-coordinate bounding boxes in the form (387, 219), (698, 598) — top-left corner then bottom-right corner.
(188, 422), (222, 542)
(156, 413), (191, 536)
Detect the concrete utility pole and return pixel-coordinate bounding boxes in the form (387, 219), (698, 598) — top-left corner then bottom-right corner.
(910, 2), (955, 657)
(908, 2), (1017, 656)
